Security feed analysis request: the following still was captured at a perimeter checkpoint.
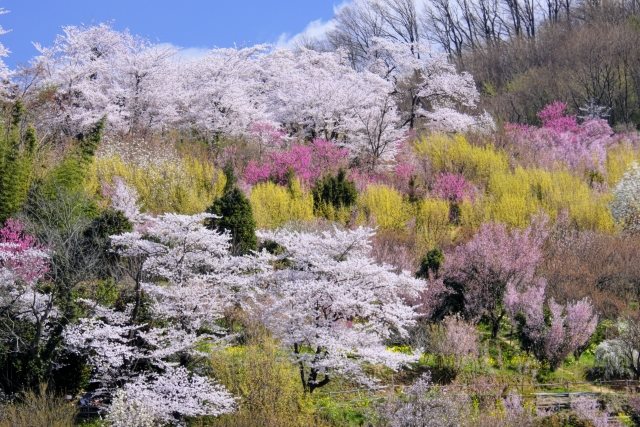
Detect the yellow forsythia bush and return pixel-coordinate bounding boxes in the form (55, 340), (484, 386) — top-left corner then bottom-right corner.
(357, 184), (411, 230)
(85, 155), (226, 214)
(606, 143), (640, 187)
(413, 134), (509, 184)
(250, 180), (314, 229)
(209, 334), (317, 427)
(484, 167), (614, 231)
(414, 198), (451, 251)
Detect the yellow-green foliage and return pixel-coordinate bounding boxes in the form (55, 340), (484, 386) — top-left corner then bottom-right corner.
(314, 203), (353, 224)
(0, 385), (76, 427)
(357, 184), (410, 230)
(208, 334), (317, 427)
(606, 143), (640, 186)
(413, 134), (509, 184)
(85, 155), (226, 214)
(484, 167), (614, 231)
(250, 180), (314, 229)
(414, 199), (451, 250)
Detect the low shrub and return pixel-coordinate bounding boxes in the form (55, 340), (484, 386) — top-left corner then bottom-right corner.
(0, 385), (77, 427)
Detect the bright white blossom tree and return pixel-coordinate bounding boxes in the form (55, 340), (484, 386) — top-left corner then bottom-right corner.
(255, 226), (425, 393)
(34, 24), (176, 137)
(31, 23), (487, 170)
(611, 162), (640, 232)
(63, 213), (275, 424)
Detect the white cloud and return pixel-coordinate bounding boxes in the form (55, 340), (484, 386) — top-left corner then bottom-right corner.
(276, 1), (352, 48)
(175, 46), (210, 61)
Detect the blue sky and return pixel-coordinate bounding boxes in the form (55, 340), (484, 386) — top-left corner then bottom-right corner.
(0, 0), (345, 67)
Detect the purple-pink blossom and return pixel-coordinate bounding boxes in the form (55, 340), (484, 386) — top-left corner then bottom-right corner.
(432, 173), (476, 202)
(506, 102), (614, 173)
(243, 139), (349, 186)
(0, 219), (49, 284)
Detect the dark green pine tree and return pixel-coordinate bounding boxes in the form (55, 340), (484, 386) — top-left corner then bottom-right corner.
(416, 248), (444, 279)
(0, 102), (38, 223)
(311, 168), (358, 213)
(205, 164), (257, 255)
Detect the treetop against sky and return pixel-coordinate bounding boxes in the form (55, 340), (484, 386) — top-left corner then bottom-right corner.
(0, 0), (347, 67)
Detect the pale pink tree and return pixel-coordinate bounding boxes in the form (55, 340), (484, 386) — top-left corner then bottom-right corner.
(255, 226), (425, 393)
(505, 278), (598, 369)
(611, 162), (640, 232)
(444, 217), (548, 337)
(64, 213), (273, 423)
(34, 24), (177, 137)
(174, 45), (270, 140)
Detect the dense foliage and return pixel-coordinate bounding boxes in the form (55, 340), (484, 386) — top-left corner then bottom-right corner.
(1, 1), (640, 425)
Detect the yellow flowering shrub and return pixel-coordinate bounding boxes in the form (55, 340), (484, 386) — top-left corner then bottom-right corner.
(484, 167), (614, 231)
(250, 180), (314, 229)
(413, 134), (509, 184)
(414, 198), (451, 250)
(357, 184), (411, 230)
(85, 155), (226, 214)
(606, 143), (640, 187)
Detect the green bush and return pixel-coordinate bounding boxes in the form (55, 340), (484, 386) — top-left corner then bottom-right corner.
(312, 169), (357, 221)
(0, 102), (37, 223)
(206, 166), (257, 255)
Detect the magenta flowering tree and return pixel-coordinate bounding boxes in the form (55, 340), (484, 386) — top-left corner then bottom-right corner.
(506, 102), (614, 174)
(537, 101), (578, 132)
(443, 217), (548, 337)
(243, 139), (349, 186)
(432, 173), (476, 203)
(0, 219), (54, 388)
(0, 219), (49, 283)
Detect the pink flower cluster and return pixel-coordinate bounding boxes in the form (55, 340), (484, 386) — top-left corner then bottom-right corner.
(244, 139), (349, 185)
(506, 102), (614, 173)
(537, 101), (578, 132)
(0, 219), (49, 284)
(432, 173), (476, 202)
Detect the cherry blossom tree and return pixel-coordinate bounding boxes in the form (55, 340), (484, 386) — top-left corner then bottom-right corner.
(611, 162), (640, 232)
(0, 8), (12, 96)
(34, 24), (177, 137)
(64, 213), (273, 423)
(0, 219), (52, 391)
(329, 2), (493, 133)
(255, 226), (424, 393)
(174, 45), (270, 140)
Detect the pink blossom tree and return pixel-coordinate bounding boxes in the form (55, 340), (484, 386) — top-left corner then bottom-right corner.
(432, 173), (476, 203)
(0, 219), (52, 389)
(505, 102), (614, 174)
(243, 139), (349, 186)
(505, 278), (598, 369)
(443, 217), (548, 337)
